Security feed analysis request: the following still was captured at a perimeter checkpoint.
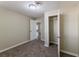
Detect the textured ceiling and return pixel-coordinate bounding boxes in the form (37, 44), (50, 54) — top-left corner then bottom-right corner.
(0, 1), (79, 18)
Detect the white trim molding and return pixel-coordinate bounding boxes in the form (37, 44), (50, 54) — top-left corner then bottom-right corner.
(44, 44), (49, 47)
(0, 40), (31, 53)
(61, 50), (79, 57)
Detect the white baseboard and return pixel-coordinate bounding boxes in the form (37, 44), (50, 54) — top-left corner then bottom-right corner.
(44, 43), (49, 47)
(0, 40), (31, 53)
(61, 50), (78, 57)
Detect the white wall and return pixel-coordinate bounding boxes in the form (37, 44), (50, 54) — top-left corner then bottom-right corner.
(60, 6), (79, 56)
(0, 8), (30, 52)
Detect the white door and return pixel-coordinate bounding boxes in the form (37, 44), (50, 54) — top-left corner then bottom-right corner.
(30, 19), (38, 40)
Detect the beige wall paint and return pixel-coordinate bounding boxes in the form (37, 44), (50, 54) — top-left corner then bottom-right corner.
(0, 8), (30, 51)
(60, 6), (79, 56)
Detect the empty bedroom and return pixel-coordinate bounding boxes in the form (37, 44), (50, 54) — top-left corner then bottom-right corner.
(0, 1), (78, 57)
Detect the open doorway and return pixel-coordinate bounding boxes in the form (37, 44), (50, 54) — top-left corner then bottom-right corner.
(49, 16), (58, 46)
(49, 16), (59, 56)
(44, 10), (60, 57)
(30, 19), (41, 40)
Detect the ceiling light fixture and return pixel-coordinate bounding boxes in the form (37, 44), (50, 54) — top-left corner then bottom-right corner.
(27, 1), (41, 10)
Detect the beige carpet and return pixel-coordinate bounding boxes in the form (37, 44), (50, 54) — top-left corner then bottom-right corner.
(0, 40), (58, 57)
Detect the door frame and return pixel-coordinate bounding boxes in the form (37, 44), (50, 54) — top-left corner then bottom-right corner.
(44, 10), (60, 57)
